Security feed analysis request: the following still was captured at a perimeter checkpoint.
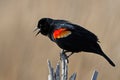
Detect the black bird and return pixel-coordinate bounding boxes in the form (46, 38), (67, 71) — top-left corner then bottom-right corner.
(35, 18), (115, 67)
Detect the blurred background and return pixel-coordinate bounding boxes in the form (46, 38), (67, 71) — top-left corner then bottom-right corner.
(0, 0), (120, 80)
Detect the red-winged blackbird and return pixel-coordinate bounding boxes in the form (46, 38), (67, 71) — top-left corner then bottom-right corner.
(35, 18), (115, 67)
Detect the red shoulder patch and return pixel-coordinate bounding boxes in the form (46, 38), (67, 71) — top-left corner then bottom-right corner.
(53, 28), (71, 39)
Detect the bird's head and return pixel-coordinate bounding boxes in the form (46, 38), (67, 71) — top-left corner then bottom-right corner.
(35, 18), (53, 36)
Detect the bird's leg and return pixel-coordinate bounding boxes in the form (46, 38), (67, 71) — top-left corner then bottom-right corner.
(67, 52), (74, 58)
(60, 49), (69, 63)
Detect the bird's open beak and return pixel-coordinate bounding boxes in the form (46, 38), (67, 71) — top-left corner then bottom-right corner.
(36, 30), (41, 36)
(34, 28), (41, 36)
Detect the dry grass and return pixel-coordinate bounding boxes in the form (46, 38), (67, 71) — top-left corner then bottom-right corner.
(0, 0), (120, 80)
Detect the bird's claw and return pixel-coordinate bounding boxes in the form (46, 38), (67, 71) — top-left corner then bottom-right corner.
(60, 50), (69, 63)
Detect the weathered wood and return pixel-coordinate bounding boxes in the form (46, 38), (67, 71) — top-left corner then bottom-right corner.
(70, 73), (77, 80)
(47, 53), (98, 80)
(55, 62), (60, 80)
(47, 60), (54, 80)
(91, 70), (98, 80)
(60, 52), (68, 80)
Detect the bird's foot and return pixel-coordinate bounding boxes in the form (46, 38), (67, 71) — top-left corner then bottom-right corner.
(60, 50), (69, 63)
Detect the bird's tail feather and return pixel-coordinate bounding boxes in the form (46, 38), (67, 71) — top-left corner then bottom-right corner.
(92, 44), (115, 67)
(100, 52), (115, 67)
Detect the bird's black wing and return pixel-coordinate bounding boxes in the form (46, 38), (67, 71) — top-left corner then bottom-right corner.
(50, 19), (99, 43)
(68, 23), (99, 43)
